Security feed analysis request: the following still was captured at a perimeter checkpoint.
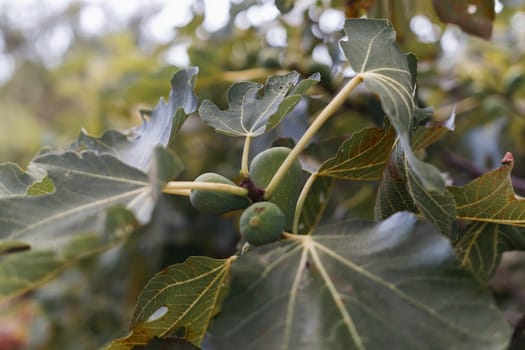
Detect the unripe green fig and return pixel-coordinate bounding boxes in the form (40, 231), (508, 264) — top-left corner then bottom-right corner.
(240, 202), (284, 246)
(249, 147), (302, 230)
(190, 173), (250, 214)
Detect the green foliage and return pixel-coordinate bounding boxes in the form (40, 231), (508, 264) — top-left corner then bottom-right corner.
(1, 6), (524, 349)
(108, 256), (232, 349)
(0, 69), (196, 302)
(448, 153), (525, 279)
(199, 72), (319, 138)
(341, 20), (444, 194)
(210, 213), (509, 350)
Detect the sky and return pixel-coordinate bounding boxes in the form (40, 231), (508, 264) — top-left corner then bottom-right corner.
(0, 0), (519, 85)
(0, 0), (297, 84)
(0, 0), (236, 83)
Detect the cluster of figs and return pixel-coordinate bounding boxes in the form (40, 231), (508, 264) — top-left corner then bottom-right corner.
(190, 147), (302, 246)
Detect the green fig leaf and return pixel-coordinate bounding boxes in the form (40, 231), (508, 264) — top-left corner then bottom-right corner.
(209, 212), (510, 349)
(71, 67), (198, 172)
(340, 19), (445, 193)
(107, 256), (232, 349)
(0, 148), (181, 301)
(447, 152), (525, 277)
(198, 72), (319, 137)
(1, 152), (150, 239)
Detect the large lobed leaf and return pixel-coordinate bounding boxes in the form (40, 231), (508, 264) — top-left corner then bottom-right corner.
(198, 72), (319, 137)
(2, 152), (151, 241)
(107, 256), (232, 349)
(340, 19), (414, 140)
(340, 19), (445, 193)
(209, 212), (510, 349)
(71, 67), (198, 172)
(0, 148), (182, 301)
(0, 66), (194, 300)
(449, 152), (525, 279)
(0, 62), (201, 308)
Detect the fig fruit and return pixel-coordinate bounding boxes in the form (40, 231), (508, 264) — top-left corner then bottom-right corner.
(249, 147), (302, 230)
(190, 173), (250, 214)
(240, 202), (284, 246)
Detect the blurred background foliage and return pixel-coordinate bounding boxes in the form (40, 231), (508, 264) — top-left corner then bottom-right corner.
(1, 0), (525, 349)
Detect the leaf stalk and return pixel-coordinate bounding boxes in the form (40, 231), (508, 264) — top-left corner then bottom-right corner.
(241, 135), (252, 177)
(163, 181), (248, 197)
(292, 172), (318, 234)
